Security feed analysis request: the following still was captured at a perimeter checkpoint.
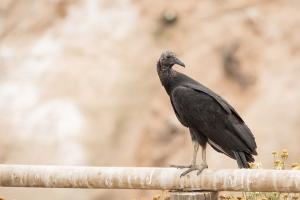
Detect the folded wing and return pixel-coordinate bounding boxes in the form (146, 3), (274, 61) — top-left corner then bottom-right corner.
(170, 84), (257, 165)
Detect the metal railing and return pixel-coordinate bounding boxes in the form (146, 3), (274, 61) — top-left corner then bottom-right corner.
(0, 165), (299, 192)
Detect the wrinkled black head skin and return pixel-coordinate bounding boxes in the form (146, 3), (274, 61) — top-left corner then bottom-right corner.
(157, 51), (185, 71)
(157, 51), (186, 94)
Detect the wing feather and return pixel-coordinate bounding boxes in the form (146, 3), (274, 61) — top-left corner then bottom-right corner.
(170, 85), (256, 154)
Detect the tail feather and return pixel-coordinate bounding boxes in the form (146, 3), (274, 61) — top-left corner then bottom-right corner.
(234, 151), (254, 168)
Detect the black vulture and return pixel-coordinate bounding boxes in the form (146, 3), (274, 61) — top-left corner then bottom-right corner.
(157, 51), (257, 176)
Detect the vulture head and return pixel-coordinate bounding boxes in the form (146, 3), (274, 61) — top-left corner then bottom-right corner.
(158, 51), (185, 71)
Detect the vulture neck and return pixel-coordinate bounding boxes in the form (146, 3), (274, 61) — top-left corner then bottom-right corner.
(157, 62), (177, 95)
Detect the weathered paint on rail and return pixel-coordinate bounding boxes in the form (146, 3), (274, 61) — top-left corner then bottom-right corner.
(0, 165), (299, 192)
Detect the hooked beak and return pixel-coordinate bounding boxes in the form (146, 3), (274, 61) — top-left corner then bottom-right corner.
(174, 57), (185, 67)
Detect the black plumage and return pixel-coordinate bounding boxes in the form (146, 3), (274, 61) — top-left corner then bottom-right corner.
(157, 51), (257, 175)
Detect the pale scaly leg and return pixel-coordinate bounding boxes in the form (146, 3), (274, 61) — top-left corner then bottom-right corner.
(196, 142), (208, 175)
(177, 142), (208, 177)
(170, 140), (199, 169)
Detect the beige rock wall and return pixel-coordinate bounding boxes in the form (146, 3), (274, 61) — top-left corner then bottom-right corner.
(0, 0), (300, 199)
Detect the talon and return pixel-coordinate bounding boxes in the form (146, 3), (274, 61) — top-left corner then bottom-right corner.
(196, 164), (208, 175)
(180, 167), (196, 177)
(179, 164), (208, 177)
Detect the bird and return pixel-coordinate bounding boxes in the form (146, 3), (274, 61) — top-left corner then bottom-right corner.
(156, 51), (257, 176)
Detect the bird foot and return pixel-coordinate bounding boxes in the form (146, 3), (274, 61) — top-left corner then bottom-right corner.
(176, 164), (208, 177)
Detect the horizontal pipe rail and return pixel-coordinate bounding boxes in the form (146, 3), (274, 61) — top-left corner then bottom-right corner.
(0, 165), (299, 192)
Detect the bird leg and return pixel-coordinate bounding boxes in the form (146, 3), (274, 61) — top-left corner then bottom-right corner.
(171, 142), (208, 177)
(170, 141), (198, 168)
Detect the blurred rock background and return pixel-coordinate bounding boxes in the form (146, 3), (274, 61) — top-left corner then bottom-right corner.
(0, 0), (300, 199)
